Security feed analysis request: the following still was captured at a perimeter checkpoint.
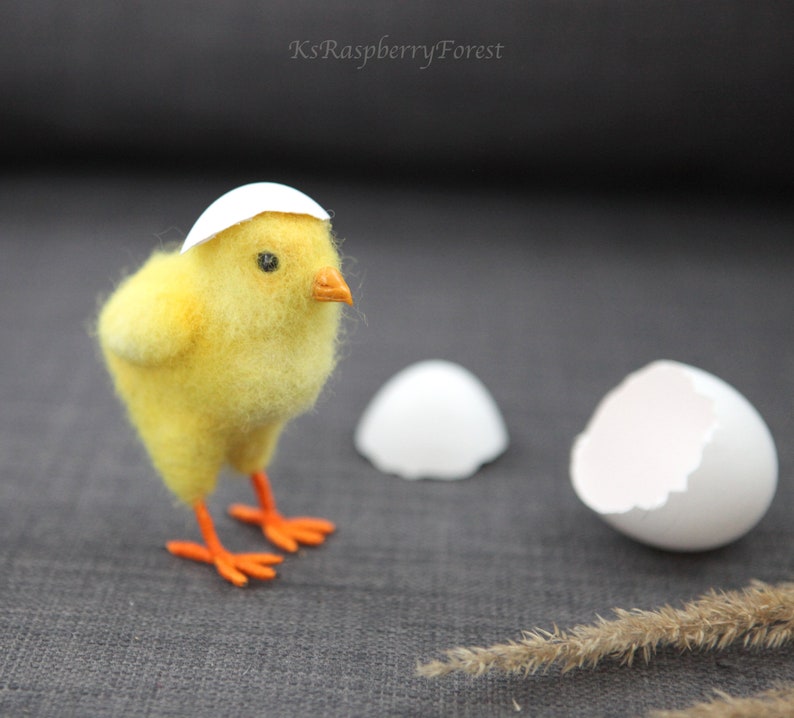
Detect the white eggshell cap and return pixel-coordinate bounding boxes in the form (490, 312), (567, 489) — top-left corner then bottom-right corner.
(180, 182), (330, 253)
(355, 360), (509, 480)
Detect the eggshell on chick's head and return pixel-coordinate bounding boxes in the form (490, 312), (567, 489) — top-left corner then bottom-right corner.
(571, 360), (777, 552)
(355, 360), (509, 480)
(181, 182), (330, 253)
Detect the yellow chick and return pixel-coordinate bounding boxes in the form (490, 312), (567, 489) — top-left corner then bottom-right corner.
(97, 183), (353, 586)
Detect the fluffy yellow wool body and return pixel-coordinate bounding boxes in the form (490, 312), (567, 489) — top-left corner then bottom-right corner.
(98, 212), (345, 505)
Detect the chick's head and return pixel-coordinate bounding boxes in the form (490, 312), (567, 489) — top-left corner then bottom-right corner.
(188, 211), (350, 341)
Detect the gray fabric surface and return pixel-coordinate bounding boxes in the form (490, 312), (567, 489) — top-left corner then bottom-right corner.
(3, 1), (794, 187)
(1, 172), (793, 716)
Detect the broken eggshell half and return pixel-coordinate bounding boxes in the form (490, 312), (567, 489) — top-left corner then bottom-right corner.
(355, 360), (509, 480)
(180, 182), (330, 253)
(571, 360), (777, 552)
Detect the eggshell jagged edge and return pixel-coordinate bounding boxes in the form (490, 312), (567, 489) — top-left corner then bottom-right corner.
(570, 360), (778, 551)
(181, 182), (330, 253)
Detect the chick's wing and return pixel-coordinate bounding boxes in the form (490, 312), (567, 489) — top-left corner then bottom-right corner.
(98, 252), (202, 367)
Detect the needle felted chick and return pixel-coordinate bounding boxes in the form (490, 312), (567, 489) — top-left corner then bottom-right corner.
(97, 183), (353, 586)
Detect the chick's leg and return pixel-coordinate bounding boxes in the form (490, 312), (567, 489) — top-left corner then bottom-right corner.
(167, 502), (283, 587)
(229, 471), (335, 553)
(139, 417), (281, 586)
(225, 422), (334, 553)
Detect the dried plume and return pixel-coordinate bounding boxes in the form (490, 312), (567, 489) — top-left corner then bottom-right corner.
(418, 581), (794, 678)
(648, 683), (794, 718)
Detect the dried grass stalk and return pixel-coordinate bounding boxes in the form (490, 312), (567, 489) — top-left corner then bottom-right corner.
(418, 581), (794, 677)
(649, 684), (794, 718)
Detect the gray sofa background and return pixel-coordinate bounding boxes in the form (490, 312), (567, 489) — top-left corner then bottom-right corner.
(4, 1), (794, 189)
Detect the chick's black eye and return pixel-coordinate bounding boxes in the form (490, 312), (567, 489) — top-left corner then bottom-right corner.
(257, 252), (279, 273)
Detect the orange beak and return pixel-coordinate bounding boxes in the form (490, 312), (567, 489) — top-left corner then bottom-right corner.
(312, 266), (353, 305)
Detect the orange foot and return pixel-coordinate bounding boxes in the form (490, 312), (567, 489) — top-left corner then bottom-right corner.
(228, 470), (336, 553)
(167, 502), (283, 587)
(228, 504), (335, 553)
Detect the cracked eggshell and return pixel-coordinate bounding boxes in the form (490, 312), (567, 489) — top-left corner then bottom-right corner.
(571, 360), (778, 551)
(355, 360), (509, 480)
(181, 182), (330, 253)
